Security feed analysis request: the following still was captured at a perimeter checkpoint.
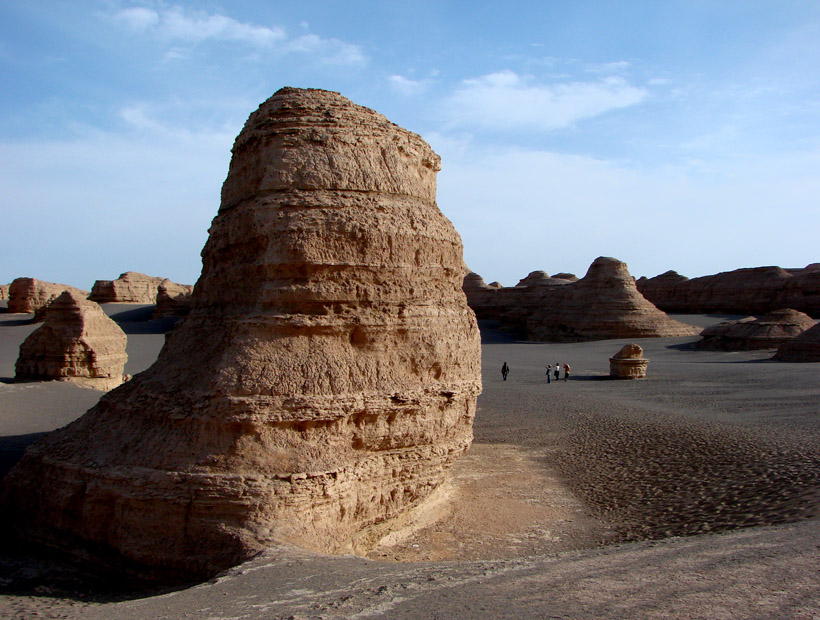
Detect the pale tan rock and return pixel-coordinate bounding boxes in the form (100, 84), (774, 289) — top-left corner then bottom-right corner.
(89, 271), (166, 304)
(773, 323), (820, 362)
(152, 279), (193, 318)
(15, 291), (127, 391)
(7, 277), (90, 314)
(609, 343), (649, 379)
(1, 87), (481, 581)
(0, 283), (8, 300)
(697, 309), (815, 350)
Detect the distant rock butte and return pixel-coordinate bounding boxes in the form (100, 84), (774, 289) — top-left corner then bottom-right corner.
(152, 279), (193, 318)
(7, 277), (90, 314)
(773, 322), (820, 362)
(89, 271), (167, 304)
(1, 87), (481, 581)
(609, 343), (649, 379)
(637, 264), (820, 317)
(465, 258), (699, 342)
(14, 291), (127, 391)
(697, 309), (815, 351)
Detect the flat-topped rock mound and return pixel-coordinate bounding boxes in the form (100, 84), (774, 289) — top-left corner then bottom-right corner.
(1, 87), (481, 582)
(89, 271), (166, 304)
(637, 264), (820, 316)
(773, 322), (820, 362)
(14, 290), (127, 390)
(7, 278), (90, 314)
(698, 308), (816, 350)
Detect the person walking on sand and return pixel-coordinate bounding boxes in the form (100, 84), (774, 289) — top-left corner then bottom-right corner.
(564, 362), (571, 381)
(554, 363), (560, 382)
(546, 364), (552, 383)
(501, 361), (510, 381)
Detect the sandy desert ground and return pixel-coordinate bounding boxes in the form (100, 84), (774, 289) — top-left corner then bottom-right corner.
(1, 302), (819, 619)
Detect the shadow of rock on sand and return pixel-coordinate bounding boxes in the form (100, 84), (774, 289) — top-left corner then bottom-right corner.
(0, 432), (48, 479)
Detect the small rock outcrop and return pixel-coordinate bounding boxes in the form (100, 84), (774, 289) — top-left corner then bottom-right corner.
(773, 323), (820, 362)
(89, 272), (166, 304)
(609, 343), (649, 379)
(152, 279), (193, 318)
(697, 309), (815, 351)
(0, 283), (8, 300)
(1, 87), (481, 581)
(14, 291), (127, 390)
(637, 265), (820, 317)
(466, 259), (699, 342)
(7, 278), (90, 314)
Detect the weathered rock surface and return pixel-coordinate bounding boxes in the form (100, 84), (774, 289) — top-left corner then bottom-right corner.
(773, 323), (820, 362)
(1, 87), (481, 581)
(14, 291), (127, 390)
(466, 258), (699, 342)
(609, 343), (649, 379)
(7, 278), (90, 314)
(89, 272), (166, 304)
(152, 279), (193, 318)
(637, 265), (820, 317)
(697, 309), (816, 351)
(0, 283), (8, 300)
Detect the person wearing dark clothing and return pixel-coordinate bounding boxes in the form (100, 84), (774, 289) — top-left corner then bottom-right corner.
(564, 363), (571, 381)
(546, 364), (552, 383)
(554, 363), (560, 382)
(501, 362), (510, 381)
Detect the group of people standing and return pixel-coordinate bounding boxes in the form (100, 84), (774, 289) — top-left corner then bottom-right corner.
(546, 362), (570, 383)
(500, 361), (570, 382)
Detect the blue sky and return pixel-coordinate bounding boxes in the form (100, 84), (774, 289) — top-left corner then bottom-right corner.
(2, 1), (819, 289)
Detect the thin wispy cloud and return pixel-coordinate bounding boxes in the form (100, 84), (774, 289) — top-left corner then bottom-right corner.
(389, 74), (433, 96)
(443, 70), (647, 132)
(111, 3), (365, 65)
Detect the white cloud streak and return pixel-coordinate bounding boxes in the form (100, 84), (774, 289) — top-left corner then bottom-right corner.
(111, 3), (365, 65)
(389, 74), (433, 96)
(443, 70), (647, 132)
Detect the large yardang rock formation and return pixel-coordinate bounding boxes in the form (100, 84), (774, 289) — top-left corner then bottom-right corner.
(89, 271), (166, 304)
(466, 258), (699, 341)
(697, 309), (816, 351)
(637, 265), (820, 317)
(7, 277), (90, 314)
(152, 279), (194, 318)
(773, 323), (820, 362)
(14, 291), (127, 391)
(525, 258), (701, 341)
(1, 87), (481, 581)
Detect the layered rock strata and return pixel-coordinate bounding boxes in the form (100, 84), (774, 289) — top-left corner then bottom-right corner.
(152, 279), (193, 318)
(609, 343), (649, 379)
(7, 277), (89, 314)
(89, 271), (166, 304)
(1, 87), (482, 581)
(466, 258), (699, 341)
(697, 309), (815, 351)
(15, 291), (127, 390)
(636, 265), (820, 317)
(773, 323), (820, 362)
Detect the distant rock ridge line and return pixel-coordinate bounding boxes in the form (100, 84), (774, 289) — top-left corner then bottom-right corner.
(1, 87), (481, 581)
(464, 257), (699, 342)
(636, 264), (820, 317)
